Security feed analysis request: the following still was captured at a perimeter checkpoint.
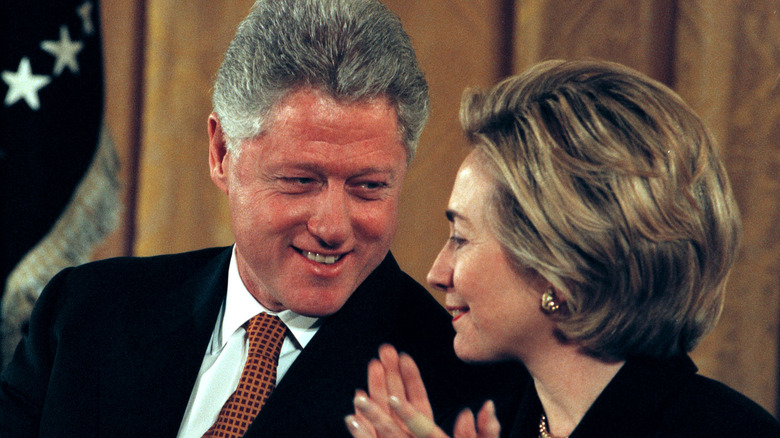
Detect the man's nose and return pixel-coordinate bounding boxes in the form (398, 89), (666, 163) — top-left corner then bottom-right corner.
(307, 185), (350, 248)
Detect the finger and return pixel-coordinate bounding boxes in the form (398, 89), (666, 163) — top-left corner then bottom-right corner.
(352, 390), (389, 436)
(475, 401), (500, 438)
(345, 414), (377, 438)
(452, 408), (476, 438)
(389, 395), (449, 438)
(354, 392), (409, 438)
(378, 344), (405, 400)
(398, 352), (434, 419)
(353, 389), (372, 423)
(367, 358), (390, 413)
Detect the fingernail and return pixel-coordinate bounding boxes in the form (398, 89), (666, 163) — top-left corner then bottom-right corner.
(388, 395), (401, 410)
(486, 399), (495, 413)
(344, 415), (361, 432)
(354, 394), (370, 410)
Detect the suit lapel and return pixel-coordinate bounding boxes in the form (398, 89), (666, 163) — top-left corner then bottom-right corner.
(98, 248), (231, 437)
(243, 255), (398, 437)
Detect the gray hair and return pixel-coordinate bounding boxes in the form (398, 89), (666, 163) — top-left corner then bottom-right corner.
(213, 0), (429, 161)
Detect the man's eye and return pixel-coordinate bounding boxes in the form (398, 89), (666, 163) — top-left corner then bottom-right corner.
(278, 177), (319, 193)
(286, 177), (315, 184)
(350, 181), (389, 200)
(359, 181), (386, 190)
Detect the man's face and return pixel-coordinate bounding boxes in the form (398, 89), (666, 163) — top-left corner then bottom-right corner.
(209, 87), (408, 316)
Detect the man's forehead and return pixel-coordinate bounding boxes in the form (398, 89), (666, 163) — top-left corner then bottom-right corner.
(268, 87), (397, 124)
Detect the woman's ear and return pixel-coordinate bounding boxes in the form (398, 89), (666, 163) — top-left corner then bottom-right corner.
(208, 113), (230, 194)
(536, 275), (565, 315)
(540, 287), (563, 314)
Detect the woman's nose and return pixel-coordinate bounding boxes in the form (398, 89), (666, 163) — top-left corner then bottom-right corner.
(426, 245), (453, 292)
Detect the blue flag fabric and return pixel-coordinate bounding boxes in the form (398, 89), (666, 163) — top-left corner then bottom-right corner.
(0, 1), (119, 367)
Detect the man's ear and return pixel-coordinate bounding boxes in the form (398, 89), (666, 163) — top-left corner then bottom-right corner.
(208, 113), (230, 194)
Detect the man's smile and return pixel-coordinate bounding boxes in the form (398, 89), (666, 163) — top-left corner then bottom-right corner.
(297, 249), (346, 265)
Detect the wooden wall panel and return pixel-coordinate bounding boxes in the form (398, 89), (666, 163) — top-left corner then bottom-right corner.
(134, 0), (253, 256)
(384, 0), (511, 302)
(514, 0), (676, 80)
(95, 0), (146, 259)
(677, 0), (780, 414)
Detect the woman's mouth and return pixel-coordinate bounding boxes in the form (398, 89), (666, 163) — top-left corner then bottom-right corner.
(448, 307), (469, 322)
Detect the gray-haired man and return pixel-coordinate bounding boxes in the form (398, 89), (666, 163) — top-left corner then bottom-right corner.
(0, 1), (525, 436)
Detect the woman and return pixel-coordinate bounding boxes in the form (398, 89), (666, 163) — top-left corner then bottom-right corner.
(344, 60), (780, 437)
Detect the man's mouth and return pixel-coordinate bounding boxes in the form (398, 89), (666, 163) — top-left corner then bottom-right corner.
(301, 250), (343, 265)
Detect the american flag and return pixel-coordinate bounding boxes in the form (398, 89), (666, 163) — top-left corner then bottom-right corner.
(0, 0), (119, 368)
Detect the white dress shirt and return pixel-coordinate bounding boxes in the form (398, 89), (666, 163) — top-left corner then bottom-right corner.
(176, 246), (321, 438)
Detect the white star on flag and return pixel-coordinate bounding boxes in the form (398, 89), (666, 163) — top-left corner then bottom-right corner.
(77, 2), (95, 35)
(2, 58), (51, 110)
(41, 26), (84, 76)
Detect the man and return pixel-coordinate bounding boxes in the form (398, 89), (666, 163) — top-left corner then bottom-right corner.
(0, 1), (525, 436)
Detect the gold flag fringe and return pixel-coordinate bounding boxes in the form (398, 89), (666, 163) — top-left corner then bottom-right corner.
(1, 120), (120, 368)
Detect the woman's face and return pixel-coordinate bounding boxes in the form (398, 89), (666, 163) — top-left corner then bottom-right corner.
(427, 151), (552, 363)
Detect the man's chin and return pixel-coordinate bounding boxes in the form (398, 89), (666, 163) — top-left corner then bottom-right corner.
(286, 294), (353, 317)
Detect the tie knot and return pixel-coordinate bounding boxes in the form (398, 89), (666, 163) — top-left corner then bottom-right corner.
(247, 312), (286, 334)
(245, 313), (287, 360)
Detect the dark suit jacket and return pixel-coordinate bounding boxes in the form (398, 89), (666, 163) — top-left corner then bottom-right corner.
(497, 354), (779, 437)
(0, 247), (527, 437)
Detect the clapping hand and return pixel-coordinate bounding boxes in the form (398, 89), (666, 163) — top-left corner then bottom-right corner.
(344, 344), (500, 438)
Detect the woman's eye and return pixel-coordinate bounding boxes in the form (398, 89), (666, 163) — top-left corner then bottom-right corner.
(449, 235), (467, 247)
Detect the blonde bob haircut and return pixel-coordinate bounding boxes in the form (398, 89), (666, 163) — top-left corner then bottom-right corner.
(460, 60), (741, 360)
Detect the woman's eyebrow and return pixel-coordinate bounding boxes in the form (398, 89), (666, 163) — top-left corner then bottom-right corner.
(445, 209), (469, 224)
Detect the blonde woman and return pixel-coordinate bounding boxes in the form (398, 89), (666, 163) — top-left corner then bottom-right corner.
(345, 60), (780, 437)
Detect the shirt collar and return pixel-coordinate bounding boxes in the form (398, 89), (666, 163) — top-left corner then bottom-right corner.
(217, 245), (320, 350)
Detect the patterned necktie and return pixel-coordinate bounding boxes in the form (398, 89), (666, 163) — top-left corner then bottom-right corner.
(203, 313), (288, 438)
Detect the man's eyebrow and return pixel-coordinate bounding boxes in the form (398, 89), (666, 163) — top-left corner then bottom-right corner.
(351, 167), (399, 177)
(277, 163), (399, 177)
